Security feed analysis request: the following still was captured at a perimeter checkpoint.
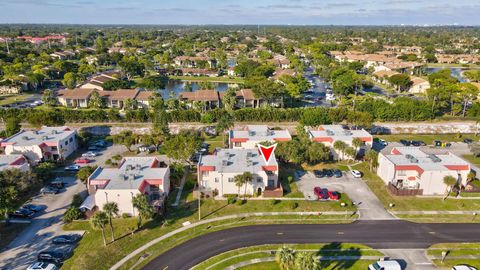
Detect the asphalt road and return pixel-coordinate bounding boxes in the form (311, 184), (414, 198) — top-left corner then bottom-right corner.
(143, 220), (480, 270)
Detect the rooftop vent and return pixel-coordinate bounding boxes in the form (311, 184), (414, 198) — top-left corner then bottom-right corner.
(222, 160), (229, 166)
(405, 154), (418, 163)
(51, 130), (57, 135)
(136, 164), (141, 170)
(42, 135), (48, 141)
(248, 131), (255, 136)
(247, 152), (253, 158)
(22, 136), (29, 141)
(428, 154), (442, 163)
(326, 130), (334, 136)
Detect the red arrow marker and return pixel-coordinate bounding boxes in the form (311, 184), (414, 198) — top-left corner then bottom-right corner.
(258, 143), (277, 164)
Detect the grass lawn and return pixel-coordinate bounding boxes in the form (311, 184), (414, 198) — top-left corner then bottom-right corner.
(429, 243), (480, 268)
(169, 75), (244, 84)
(204, 135), (225, 153)
(192, 243), (382, 270)
(0, 93), (34, 105)
(62, 172), (356, 270)
(352, 162), (480, 212)
(462, 155), (480, 167)
(427, 63), (480, 69)
(376, 134), (478, 145)
(0, 223), (29, 250)
(397, 214), (480, 223)
(238, 260), (376, 270)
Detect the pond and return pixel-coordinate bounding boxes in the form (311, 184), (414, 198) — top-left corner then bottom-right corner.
(424, 67), (467, 82)
(158, 80), (233, 99)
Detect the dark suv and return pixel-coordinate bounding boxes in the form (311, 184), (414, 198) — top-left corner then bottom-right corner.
(38, 247), (73, 264)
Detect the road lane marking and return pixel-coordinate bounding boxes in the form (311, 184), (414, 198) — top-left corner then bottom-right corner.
(276, 232), (284, 235)
(337, 231), (344, 235)
(428, 231), (436, 234)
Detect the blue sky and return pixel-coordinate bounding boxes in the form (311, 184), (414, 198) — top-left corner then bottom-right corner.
(0, 0), (479, 25)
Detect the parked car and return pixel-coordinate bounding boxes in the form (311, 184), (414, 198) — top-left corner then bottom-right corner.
(37, 247), (73, 264)
(350, 170), (362, 178)
(74, 158), (91, 164)
(313, 187), (329, 200)
(434, 141), (451, 148)
(333, 169), (342, 178)
(93, 140), (107, 148)
(87, 145), (101, 151)
(9, 208), (35, 219)
(313, 170), (324, 178)
(323, 169), (334, 177)
(64, 164), (80, 171)
(22, 204), (43, 212)
(452, 266), (478, 270)
(52, 234), (82, 245)
(27, 262), (57, 270)
(49, 178), (65, 189)
(328, 191), (340, 200)
(464, 139), (474, 144)
(82, 151), (98, 157)
(40, 186), (59, 195)
(410, 140), (425, 146)
(399, 139), (411, 146)
(368, 260), (402, 270)
(138, 145), (156, 152)
(378, 139), (388, 146)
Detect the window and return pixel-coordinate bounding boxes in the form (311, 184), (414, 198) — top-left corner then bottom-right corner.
(215, 178), (219, 183)
(228, 178), (233, 182)
(234, 142), (242, 147)
(257, 178), (263, 183)
(51, 146), (58, 151)
(397, 170), (406, 176)
(69, 137), (73, 142)
(202, 171), (209, 177)
(65, 141), (68, 146)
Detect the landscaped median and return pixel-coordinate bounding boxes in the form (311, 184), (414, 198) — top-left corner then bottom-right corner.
(191, 243), (382, 270)
(428, 243), (480, 268)
(351, 162), (480, 222)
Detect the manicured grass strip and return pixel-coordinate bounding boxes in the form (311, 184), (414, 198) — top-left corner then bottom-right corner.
(462, 155), (480, 168)
(0, 93), (34, 105)
(193, 243), (382, 270)
(432, 259), (480, 268)
(352, 162), (480, 213)
(236, 259), (377, 270)
(397, 214), (480, 223)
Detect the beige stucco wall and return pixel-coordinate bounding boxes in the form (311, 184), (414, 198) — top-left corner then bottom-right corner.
(199, 170), (278, 196)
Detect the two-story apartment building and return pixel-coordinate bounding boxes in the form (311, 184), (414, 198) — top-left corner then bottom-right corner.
(197, 149), (279, 197)
(0, 126), (77, 163)
(377, 147), (471, 195)
(307, 125), (372, 159)
(86, 157), (170, 216)
(228, 125), (291, 149)
(56, 88), (153, 109)
(0, 154), (30, 172)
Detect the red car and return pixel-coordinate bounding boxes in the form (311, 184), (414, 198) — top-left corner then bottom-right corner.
(313, 187), (329, 200)
(328, 191), (340, 200)
(74, 158), (90, 164)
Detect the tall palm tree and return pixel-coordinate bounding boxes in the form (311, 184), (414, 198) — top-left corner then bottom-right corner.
(132, 193), (154, 230)
(234, 174), (244, 197)
(90, 211), (109, 246)
(333, 140), (347, 160)
(365, 150), (379, 172)
(294, 251), (319, 270)
(241, 172), (253, 199)
(352, 137), (363, 153)
(443, 175), (457, 200)
(344, 147), (357, 161)
(216, 114), (234, 147)
(275, 246), (296, 270)
(103, 202), (119, 242)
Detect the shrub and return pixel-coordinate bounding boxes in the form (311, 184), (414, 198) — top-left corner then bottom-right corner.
(63, 206), (82, 223)
(269, 199), (279, 206)
(288, 201), (299, 210)
(236, 199), (246, 205)
(121, 213), (131, 219)
(71, 193), (83, 208)
(105, 159), (112, 166)
(287, 176), (293, 183)
(227, 196), (237, 204)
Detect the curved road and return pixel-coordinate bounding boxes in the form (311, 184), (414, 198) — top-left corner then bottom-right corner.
(142, 220), (480, 270)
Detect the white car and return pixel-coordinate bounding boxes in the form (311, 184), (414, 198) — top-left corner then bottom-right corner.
(65, 164), (81, 171)
(351, 170), (362, 178)
(82, 151), (98, 157)
(27, 262), (57, 270)
(453, 266), (478, 270)
(368, 260), (401, 270)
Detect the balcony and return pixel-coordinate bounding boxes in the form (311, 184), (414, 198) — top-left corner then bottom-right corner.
(388, 183), (423, 196)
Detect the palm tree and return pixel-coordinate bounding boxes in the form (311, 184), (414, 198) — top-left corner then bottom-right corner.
(275, 246), (296, 270)
(352, 137), (363, 153)
(234, 174), (244, 198)
(103, 202), (119, 242)
(333, 140), (347, 160)
(216, 114), (234, 147)
(242, 172), (253, 199)
(90, 211), (109, 246)
(365, 150), (379, 172)
(344, 147), (357, 161)
(443, 175), (457, 200)
(294, 251), (319, 270)
(132, 193), (154, 230)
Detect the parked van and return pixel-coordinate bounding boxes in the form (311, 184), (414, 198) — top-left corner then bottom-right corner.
(368, 260), (402, 270)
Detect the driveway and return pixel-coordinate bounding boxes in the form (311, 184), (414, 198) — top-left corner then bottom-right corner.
(295, 170), (395, 220)
(0, 175), (85, 269)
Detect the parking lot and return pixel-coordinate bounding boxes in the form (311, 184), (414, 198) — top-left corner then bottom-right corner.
(0, 175), (84, 269)
(295, 169), (395, 220)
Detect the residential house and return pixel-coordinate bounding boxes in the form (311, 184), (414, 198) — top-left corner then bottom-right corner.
(228, 125), (291, 149)
(86, 157), (170, 216)
(197, 149), (280, 197)
(408, 77), (430, 94)
(179, 90), (221, 109)
(0, 126), (77, 163)
(56, 88), (153, 109)
(234, 89), (264, 108)
(372, 70), (400, 85)
(180, 68), (218, 77)
(0, 154), (30, 172)
(272, 68), (296, 81)
(80, 71), (121, 90)
(377, 147), (470, 195)
(174, 56), (217, 69)
(50, 50), (76, 60)
(307, 125), (373, 159)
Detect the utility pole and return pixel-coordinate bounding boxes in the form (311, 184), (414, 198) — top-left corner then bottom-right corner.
(5, 39), (9, 54)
